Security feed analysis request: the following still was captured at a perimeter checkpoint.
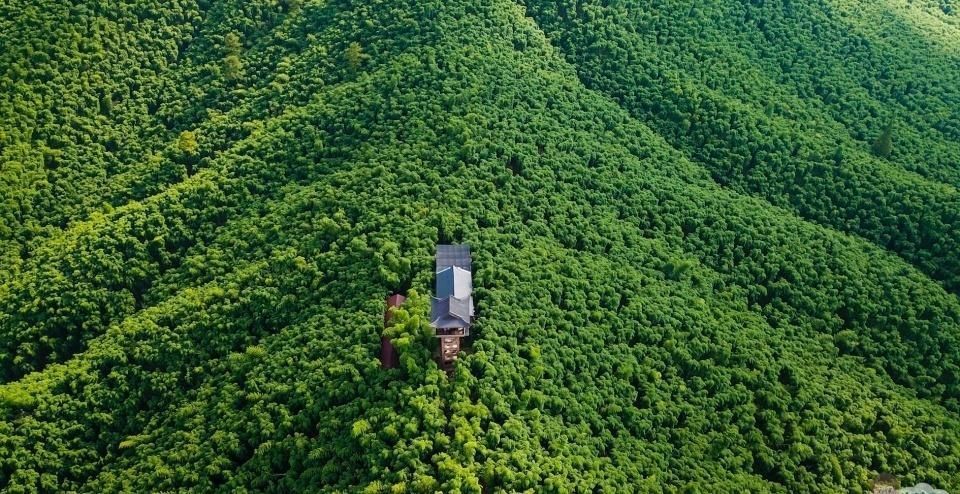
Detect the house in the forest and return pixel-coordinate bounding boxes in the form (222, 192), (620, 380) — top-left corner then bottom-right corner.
(430, 244), (473, 369)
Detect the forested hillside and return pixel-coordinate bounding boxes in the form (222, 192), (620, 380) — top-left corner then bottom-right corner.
(1, 0), (959, 492)
(522, 0), (960, 293)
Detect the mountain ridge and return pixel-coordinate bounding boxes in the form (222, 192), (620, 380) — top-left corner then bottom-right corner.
(1, 0), (960, 491)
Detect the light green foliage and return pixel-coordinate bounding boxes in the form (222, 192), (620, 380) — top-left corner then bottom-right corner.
(345, 41), (364, 71)
(1, 0), (959, 492)
(223, 32), (244, 81)
(178, 130), (199, 156)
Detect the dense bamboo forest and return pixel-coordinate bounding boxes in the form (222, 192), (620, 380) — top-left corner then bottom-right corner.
(1, 0), (959, 492)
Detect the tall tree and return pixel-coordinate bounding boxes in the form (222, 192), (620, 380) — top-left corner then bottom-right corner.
(872, 123), (894, 158)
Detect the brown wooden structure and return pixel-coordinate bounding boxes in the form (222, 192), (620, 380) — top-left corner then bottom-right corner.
(439, 337), (460, 373)
(380, 294), (405, 369)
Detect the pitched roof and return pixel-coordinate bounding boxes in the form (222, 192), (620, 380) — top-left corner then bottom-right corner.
(436, 266), (473, 316)
(430, 296), (472, 328)
(431, 244), (474, 330)
(436, 266), (472, 298)
(436, 244), (471, 272)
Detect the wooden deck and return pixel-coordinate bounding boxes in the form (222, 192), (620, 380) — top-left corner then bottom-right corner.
(439, 336), (460, 374)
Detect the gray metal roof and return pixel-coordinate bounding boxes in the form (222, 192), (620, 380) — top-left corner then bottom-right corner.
(430, 296), (471, 329)
(436, 266), (473, 317)
(436, 266), (472, 298)
(436, 244), (471, 272)
(431, 244), (474, 330)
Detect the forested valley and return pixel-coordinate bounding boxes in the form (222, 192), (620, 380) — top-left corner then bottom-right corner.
(1, 0), (960, 492)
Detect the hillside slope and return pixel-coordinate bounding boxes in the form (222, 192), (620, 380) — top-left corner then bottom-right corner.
(2, 0), (960, 492)
(522, 0), (960, 293)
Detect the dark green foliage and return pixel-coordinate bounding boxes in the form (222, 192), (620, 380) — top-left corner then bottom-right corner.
(1, 0), (960, 492)
(873, 124), (894, 158)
